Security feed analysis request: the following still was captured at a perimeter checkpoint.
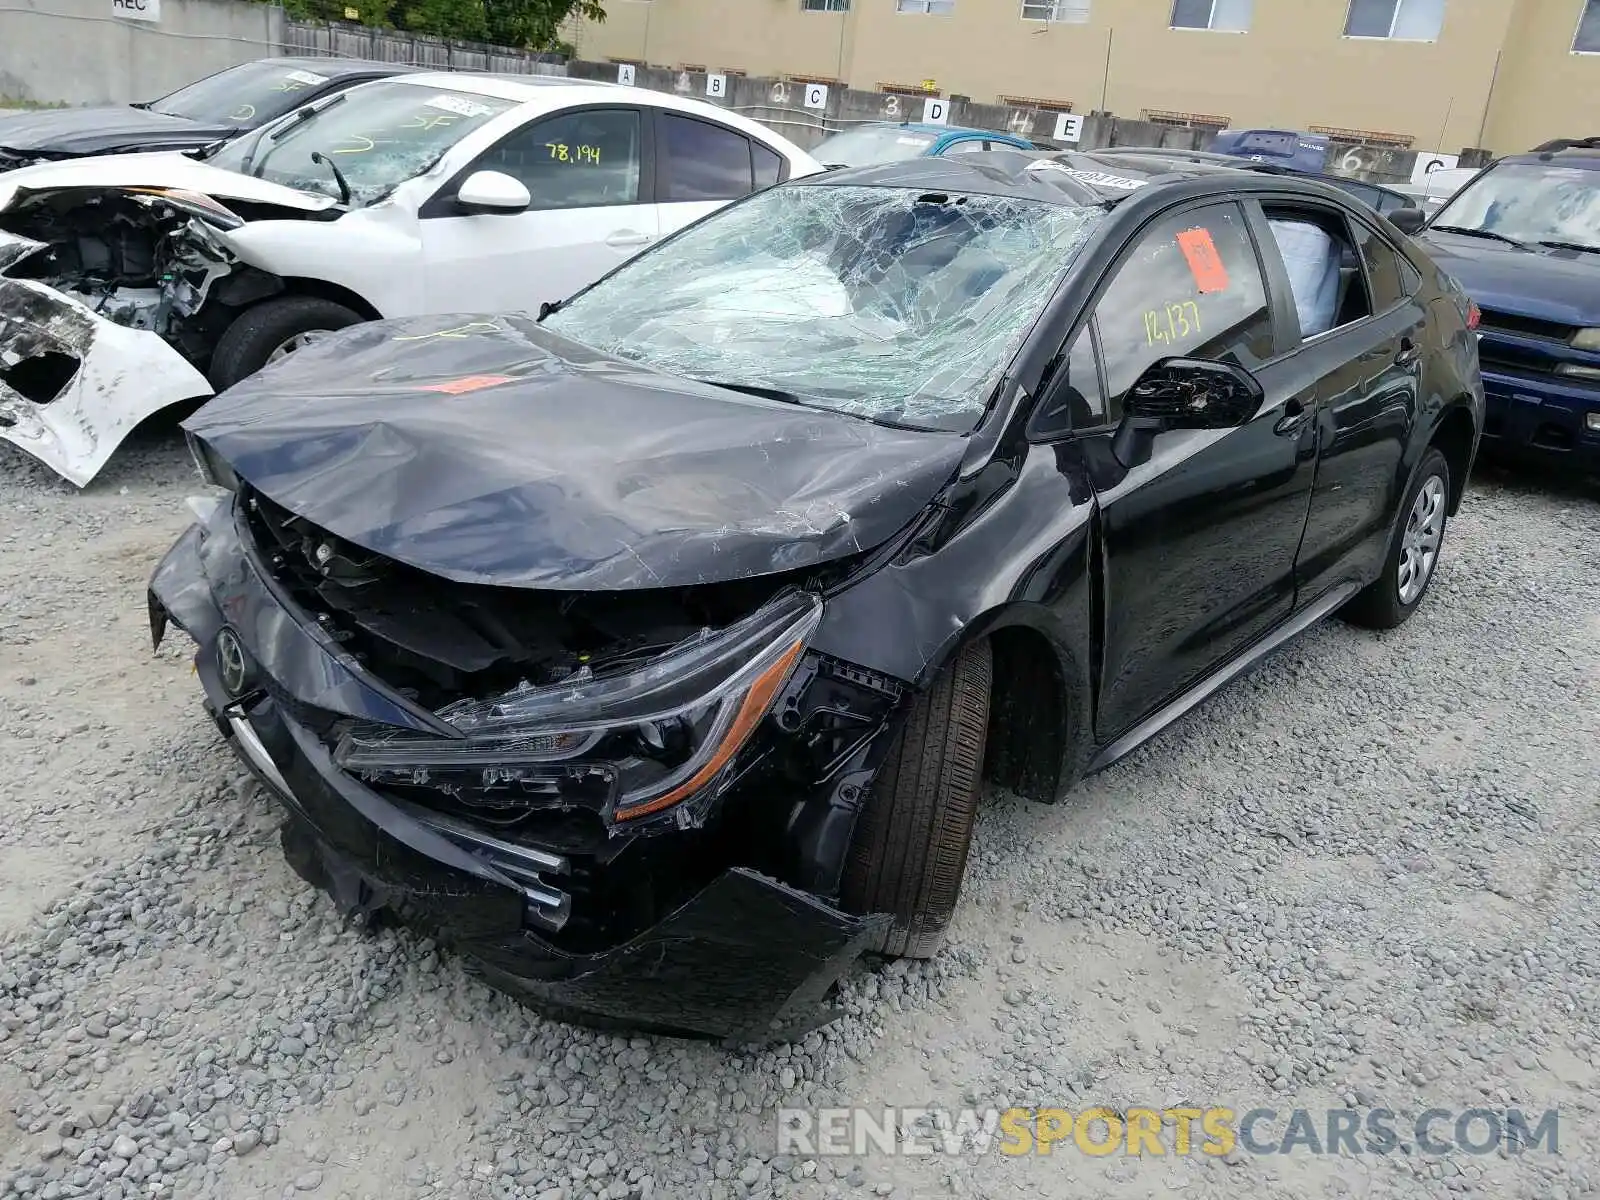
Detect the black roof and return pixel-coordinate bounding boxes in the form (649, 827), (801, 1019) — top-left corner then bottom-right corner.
(1508, 142), (1600, 169)
(255, 55), (426, 78)
(797, 147), (1270, 206)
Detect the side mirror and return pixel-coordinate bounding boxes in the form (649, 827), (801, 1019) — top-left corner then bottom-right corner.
(1388, 206), (1427, 235)
(455, 170), (531, 214)
(1112, 357), (1264, 468)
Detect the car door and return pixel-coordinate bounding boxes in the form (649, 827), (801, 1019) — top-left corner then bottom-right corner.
(1253, 198), (1426, 595)
(416, 105), (659, 314)
(1070, 199), (1318, 740)
(651, 108), (787, 238)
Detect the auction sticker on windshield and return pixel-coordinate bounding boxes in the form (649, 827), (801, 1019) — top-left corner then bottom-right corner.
(1025, 161), (1148, 191)
(279, 70), (330, 90)
(425, 94), (496, 119)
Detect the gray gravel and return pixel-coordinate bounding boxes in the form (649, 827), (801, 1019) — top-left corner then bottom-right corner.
(1, 428), (1597, 1200)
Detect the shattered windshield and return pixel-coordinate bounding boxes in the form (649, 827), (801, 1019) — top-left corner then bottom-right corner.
(541, 184), (1104, 432)
(813, 126), (939, 168)
(150, 60), (346, 127)
(1430, 162), (1600, 251)
(208, 81), (516, 206)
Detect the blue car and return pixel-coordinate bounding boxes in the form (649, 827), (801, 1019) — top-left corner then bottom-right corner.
(812, 121), (1036, 169)
(1415, 139), (1600, 476)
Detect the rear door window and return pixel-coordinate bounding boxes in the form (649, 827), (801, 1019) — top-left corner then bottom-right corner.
(1350, 221), (1416, 311)
(658, 113), (756, 200)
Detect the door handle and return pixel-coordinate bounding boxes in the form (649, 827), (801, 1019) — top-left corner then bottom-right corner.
(1274, 397), (1313, 437)
(606, 230), (653, 248)
(1394, 337), (1421, 366)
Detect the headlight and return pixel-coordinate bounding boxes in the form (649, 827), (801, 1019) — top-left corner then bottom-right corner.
(186, 433), (239, 492)
(334, 588), (823, 824)
(1571, 328), (1600, 352)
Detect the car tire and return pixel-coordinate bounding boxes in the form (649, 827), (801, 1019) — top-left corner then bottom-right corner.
(209, 295), (364, 390)
(840, 637), (993, 959)
(1340, 446), (1452, 630)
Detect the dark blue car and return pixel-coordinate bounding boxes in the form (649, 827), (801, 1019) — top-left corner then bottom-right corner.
(812, 121), (1036, 169)
(1415, 140), (1600, 476)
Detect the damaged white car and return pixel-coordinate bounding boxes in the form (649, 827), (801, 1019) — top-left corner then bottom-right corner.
(0, 72), (820, 486)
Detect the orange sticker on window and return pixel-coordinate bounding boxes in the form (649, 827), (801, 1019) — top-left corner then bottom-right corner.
(1176, 227), (1230, 294)
(419, 374), (516, 395)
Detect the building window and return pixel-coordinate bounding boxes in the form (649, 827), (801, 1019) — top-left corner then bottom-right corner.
(1143, 108), (1231, 132)
(897, 0), (955, 12)
(1021, 0), (1090, 21)
(801, 0), (848, 11)
(1001, 94), (1075, 113)
(1171, 0), (1253, 31)
(1309, 123), (1414, 148)
(1576, 0), (1600, 51)
(1343, 0), (1445, 41)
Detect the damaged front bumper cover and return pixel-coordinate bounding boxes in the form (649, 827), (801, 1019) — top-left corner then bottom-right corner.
(147, 505), (891, 1042)
(0, 227), (214, 487)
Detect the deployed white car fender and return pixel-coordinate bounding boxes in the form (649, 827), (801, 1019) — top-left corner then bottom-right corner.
(0, 231), (211, 487)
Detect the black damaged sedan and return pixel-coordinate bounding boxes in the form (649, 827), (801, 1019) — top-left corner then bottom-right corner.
(148, 149), (1484, 1041)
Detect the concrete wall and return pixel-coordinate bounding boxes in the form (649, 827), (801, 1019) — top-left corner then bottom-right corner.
(567, 0), (1600, 158)
(0, 0), (284, 106)
(566, 58), (1477, 186)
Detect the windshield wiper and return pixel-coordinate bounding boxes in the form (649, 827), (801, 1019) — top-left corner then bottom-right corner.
(693, 379), (807, 405)
(244, 92), (348, 178)
(309, 150), (352, 206)
(1429, 225), (1526, 248)
(1537, 239), (1600, 255)
(186, 137), (227, 162)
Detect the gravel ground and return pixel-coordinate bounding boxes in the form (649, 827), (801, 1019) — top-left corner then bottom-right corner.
(1, 427), (1597, 1200)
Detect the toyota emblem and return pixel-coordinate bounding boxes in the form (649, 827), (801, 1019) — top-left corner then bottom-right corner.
(216, 628), (249, 697)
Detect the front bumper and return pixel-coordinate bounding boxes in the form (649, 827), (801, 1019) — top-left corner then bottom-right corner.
(0, 231), (213, 487)
(147, 502), (890, 1042)
(1479, 365), (1600, 476)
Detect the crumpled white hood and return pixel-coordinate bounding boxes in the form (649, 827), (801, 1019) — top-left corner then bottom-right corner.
(0, 150), (337, 215)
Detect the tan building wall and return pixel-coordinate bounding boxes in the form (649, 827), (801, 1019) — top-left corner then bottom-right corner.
(1481, 0), (1600, 151)
(569, 0), (1600, 154)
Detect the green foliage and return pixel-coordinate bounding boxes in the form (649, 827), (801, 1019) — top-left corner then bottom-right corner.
(272, 0), (604, 51)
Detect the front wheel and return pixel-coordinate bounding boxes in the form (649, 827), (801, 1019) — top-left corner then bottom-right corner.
(1340, 446), (1452, 630)
(840, 638), (992, 958)
(208, 295), (364, 390)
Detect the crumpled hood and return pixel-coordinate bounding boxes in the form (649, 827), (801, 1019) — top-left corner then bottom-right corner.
(183, 314), (967, 590)
(0, 150), (337, 216)
(0, 105), (236, 158)
(1418, 230), (1600, 326)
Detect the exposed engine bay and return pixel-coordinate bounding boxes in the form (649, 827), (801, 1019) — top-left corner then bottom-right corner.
(0, 189), (276, 376)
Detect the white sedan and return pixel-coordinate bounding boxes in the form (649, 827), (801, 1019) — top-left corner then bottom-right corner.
(0, 72), (821, 486)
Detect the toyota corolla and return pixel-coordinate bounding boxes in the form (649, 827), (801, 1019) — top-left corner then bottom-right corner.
(147, 150), (1483, 1041)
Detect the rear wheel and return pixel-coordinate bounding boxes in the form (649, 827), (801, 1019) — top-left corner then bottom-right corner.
(840, 638), (992, 958)
(209, 295), (363, 390)
(1341, 446), (1451, 630)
